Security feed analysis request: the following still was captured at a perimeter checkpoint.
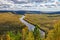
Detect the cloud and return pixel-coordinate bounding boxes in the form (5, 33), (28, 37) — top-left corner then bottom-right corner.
(0, 0), (60, 12)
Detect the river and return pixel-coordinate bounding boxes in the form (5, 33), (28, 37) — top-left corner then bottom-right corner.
(20, 15), (45, 38)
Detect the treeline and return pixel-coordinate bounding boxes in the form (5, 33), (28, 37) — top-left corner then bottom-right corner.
(8, 25), (41, 40)
(0, 25), (41, 40)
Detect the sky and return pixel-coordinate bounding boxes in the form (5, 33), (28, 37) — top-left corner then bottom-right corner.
(0, 0), (60, 12)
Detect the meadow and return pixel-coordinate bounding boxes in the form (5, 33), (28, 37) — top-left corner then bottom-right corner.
(24, 14), (60, 32)
(0, 12), (28, 40)
(0, 12), (42, 40)
(24, 14), (60, 40)
(0, 12), (26, 31)
(0, 12), (60, 40)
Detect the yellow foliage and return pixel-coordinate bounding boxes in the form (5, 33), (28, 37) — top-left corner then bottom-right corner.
(53, 21), (60, 40)
(25, 31), (34, 40)
(45, 20), (60, 40)
(24, 14), (60, 32)
(4, 34), (10, 40)
(22, 27), (28, 40)
(0, 12), (27, 40)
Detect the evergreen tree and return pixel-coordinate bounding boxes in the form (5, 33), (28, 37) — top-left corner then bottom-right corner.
(34, 25), (41, 40)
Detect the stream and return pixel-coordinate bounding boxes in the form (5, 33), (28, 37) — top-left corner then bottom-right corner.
(20, 15), (45, 38)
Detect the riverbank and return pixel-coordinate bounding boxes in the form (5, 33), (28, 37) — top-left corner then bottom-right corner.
(24, 18), (47, 32)
(20, 15), (45, 38)
(24, 17), (47, 38)
(0, 12), (29, 40)
(24, 14), (60, 38)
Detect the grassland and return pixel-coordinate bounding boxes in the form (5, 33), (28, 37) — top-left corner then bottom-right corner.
(24, 14), (60, 32)
(0, 12), (28, 40)
(0, 12), (44, 40)
(0, 12), (60, 40)
(24, 14), (60, 40)
(0, 12), (27, 31)
(45, 20), (60, 40)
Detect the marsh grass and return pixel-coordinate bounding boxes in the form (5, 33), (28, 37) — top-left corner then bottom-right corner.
(24, 14), (60, 32)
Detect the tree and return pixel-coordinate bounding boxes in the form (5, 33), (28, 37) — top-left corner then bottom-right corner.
(25, 31), (34, 40)
(45, 21), (60, 40)
(34, 25), (41, 40)
(3, 34), (10, 40)
(53, 21), (60, 40)
(8, 31), (22, 40)
(22, 27), (28, 40)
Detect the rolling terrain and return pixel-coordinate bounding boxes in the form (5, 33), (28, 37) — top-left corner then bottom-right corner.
(24, 14), (60, 40)
(0, 12), (60, 40)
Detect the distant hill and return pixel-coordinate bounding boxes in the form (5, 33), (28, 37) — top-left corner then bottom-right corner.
(0, 10), (60, 14)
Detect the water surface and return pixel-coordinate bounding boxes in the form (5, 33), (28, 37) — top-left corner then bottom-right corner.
(20, 16), (45, 38)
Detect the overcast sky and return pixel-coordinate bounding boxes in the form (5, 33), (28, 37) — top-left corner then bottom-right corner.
(0, 0), (60, 12)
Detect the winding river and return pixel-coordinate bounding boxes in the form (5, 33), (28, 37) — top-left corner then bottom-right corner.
(20, 15), (45, 38)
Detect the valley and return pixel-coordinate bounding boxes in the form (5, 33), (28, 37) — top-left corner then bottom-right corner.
(0, 12), (60, 40)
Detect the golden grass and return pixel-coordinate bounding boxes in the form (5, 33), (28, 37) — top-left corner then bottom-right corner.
(0, 12), (26, 31)
(45, 20), (60, 40)
(24, 14), (60, 32)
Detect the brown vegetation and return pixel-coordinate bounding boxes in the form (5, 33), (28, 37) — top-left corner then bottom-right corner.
(24, 14), (60, 40)
(45, 20), (60, 40)
(0, 12), (27, 40)
(24, 14), (60, 32)
(0, 12), (26, 31)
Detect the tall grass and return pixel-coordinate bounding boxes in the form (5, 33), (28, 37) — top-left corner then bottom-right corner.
(45, 20), (60, 40)
(24, 14), (60, 40)
(0, 12), (27, 40)
(24, 14), (60, 32)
